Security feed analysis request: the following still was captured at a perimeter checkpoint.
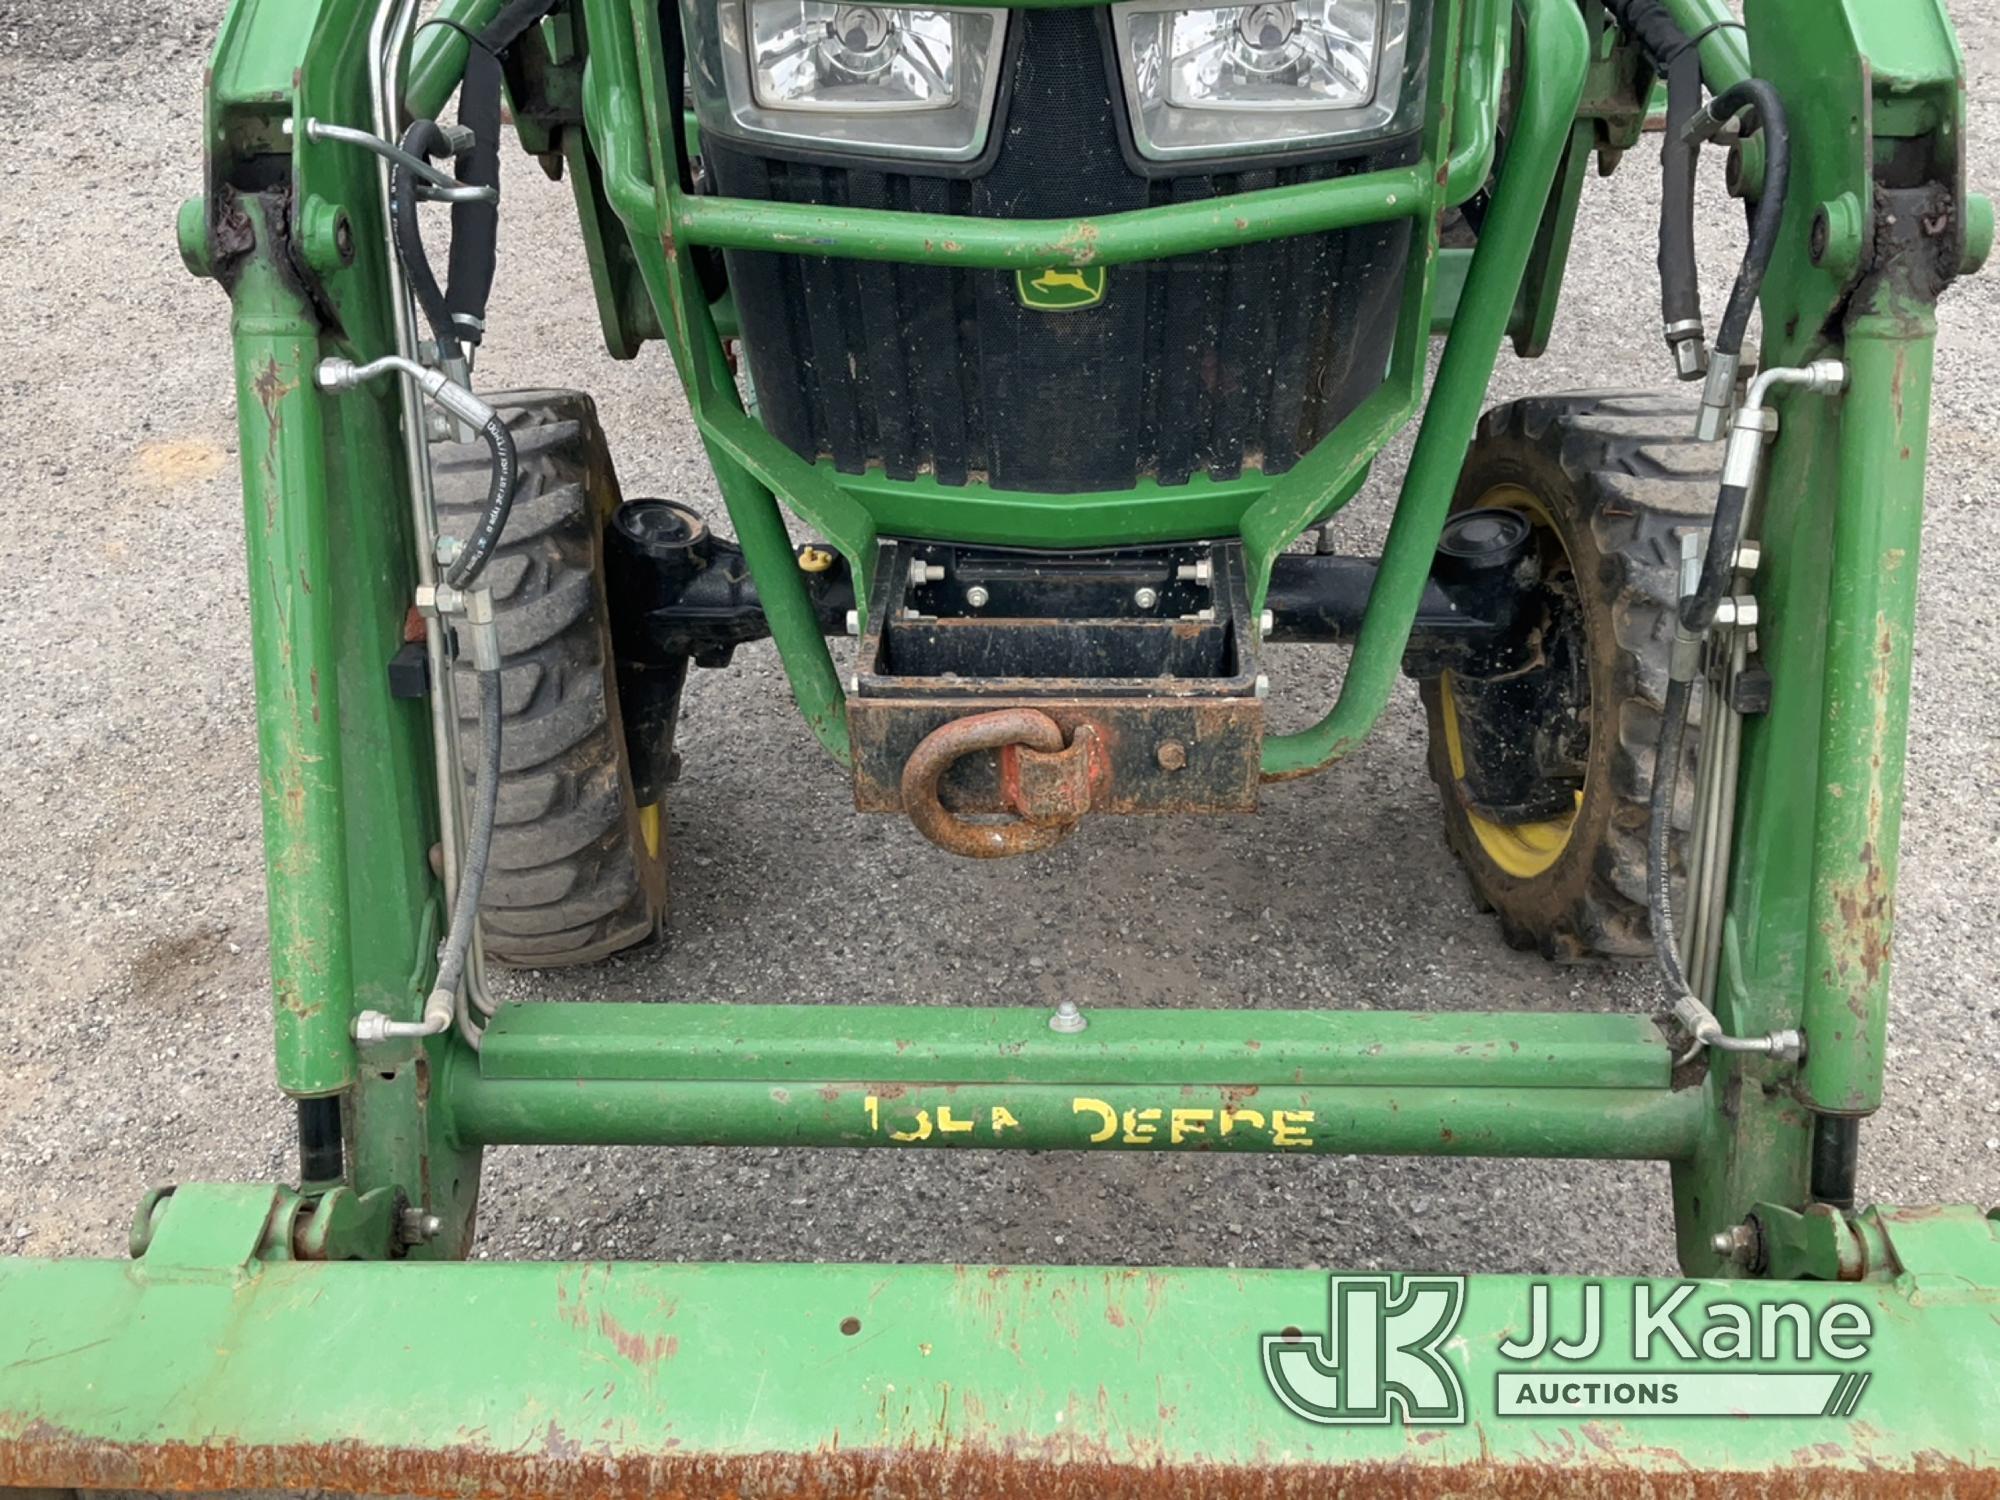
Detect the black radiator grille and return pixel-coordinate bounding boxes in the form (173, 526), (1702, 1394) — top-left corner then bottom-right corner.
(704, 7), (1419, 494)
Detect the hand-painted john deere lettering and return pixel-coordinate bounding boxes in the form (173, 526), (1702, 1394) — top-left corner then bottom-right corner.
(1016, 264), (1107, 311)
(860, 1094), (1316, 1147)
(3, 0), (1994, 1489)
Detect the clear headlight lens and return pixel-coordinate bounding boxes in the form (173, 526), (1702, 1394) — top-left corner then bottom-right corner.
(751, 4), (958, 112)
(1113, 0), (1412, 161)
(688, 0), (1009, 162)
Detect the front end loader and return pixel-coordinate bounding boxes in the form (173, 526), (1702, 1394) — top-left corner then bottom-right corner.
(4, 0), (1998, 1491)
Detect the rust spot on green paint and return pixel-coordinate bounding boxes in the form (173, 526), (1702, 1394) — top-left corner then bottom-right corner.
(251, 357), (293, 455)
(595, 1309), (677, 1369)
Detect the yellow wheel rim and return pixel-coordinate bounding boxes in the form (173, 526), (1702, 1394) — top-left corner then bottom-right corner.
(639, 802), (662, 860)
(1436, 485), (1583, 881)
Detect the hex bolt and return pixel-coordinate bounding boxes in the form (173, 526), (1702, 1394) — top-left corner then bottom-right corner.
(1134, 586), (1160, 610)
(846, 674), (860, 696)
(909, 559), (945, 586)
(1709, 1221), (1761, 1268)
(1253, 674), (1271, 700)
(1260, 609), (1275, 639)
(398, 1207), (443, 1246)
(1049, 1000), (1088, 1035)
(434, 535), (464, 567)
(1714, 596), (1760, 629)
(1175, 560), (1214, 585)
(844, 609), (861, 636)
(965, 585), (991, 609)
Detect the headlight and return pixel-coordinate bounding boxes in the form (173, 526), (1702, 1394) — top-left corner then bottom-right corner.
(1111, 0), (1413, 162)
(686, 1), (1010, 163)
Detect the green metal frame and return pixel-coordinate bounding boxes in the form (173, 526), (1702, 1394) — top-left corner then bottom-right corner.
(4, 0), (1996, 1488)
(434, 0), (1558, 771)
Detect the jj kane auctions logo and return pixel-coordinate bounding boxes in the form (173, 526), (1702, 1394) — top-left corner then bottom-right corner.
(1263, 1276), (1874, 1425)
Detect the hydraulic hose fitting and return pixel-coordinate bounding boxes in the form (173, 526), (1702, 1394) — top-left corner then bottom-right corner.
(1672, 995), (1804, 1065)
(353, 1006), (450, 1043)
(1710, 356), (1847, 451)
(316, 354), (496, 431)
(1695, 351), (1742, 442)
(1667, 319), (1710, 381)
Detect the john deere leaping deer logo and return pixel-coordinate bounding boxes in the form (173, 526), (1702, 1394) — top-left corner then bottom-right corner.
(1016, 265), (1106, 312)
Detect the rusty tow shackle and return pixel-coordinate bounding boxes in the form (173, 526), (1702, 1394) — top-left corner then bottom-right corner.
(900, 708), (1101, 859)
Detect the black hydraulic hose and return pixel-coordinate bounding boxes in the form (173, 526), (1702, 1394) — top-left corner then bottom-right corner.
(1683, 483), (1750, 636)
(1658, 45), (1706, 368)
(390, 119), (462, 365)
(431, 667), (504, 1010)
(1706, 78), (1791, 360)
(443, 413), (519, 590)
(1605, 0), (1710, 371)
(446, 44), (504, 354)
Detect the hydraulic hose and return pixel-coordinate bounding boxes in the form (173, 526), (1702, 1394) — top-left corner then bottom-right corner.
(1658, 46), (1707, 377)
(429, 666), (504, 1024)
(1705, 78), (1792, 363)
(1603, 0), (1708, 375)
(445, 44), (504, 355)
(1688, 79), (1792, 438)
(443, 413), (519, 589)
(390, 119), (463, 366)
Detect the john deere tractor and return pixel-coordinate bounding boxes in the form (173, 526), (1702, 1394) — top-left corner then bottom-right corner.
(2, 0), (1996, 1491)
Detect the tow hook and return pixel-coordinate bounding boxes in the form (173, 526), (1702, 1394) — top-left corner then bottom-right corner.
(900, 709), (1103, 859)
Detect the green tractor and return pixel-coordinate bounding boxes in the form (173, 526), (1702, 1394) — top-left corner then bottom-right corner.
(3, 0), (1996, 1490)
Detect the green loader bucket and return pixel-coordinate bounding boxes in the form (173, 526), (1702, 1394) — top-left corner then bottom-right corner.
(4, 1187), (1998, 1496)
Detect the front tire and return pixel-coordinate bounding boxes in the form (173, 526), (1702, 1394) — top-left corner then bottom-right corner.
(432, 391), (666, 967)
(1421, 392), (1715, 962)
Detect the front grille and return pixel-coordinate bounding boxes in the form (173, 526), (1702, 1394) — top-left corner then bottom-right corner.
(703, 7), (1420, 494)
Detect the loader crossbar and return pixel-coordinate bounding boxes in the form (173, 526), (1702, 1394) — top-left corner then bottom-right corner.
(441, 1003), (1701, 1159)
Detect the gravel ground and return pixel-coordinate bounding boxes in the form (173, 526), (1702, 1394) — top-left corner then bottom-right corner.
(0, 3), (1995, 1278)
